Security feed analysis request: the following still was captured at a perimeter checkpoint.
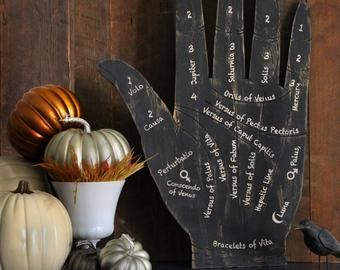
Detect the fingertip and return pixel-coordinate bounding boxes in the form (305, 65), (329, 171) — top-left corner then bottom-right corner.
(97, 59), (116, 76)
(97, 59), (127, 72)
(253, 0), (280, 39)
(287, 1), (311, 72)
(298, 0), (309, 10)
(176, 0), (205, 34)
(291, 0), (311, 41)
(216, 0), (244, 33)
(97, 59), (137, 87)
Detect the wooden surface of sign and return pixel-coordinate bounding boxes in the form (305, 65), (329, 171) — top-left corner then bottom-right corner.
(98, 0), (311, 268)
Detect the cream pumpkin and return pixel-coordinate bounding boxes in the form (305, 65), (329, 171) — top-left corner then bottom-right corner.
(0, 156), (50, 192)
(0, 181), (72, 270)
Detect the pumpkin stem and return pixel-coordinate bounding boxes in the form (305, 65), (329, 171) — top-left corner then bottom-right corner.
(13, 180), (34, 194)
(122, 234), (135, 251)
(60, 116), (91, 133)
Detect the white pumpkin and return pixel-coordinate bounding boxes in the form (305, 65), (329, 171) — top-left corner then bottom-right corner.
(0, 181), (72, 270)
(0, 156), (50, 192)
(99, 234), (152, 270)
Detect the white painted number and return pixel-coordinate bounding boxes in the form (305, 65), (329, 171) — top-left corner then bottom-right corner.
(187, 11), (192, 19)
(265, 15), (270, 24)
(299, 24), (304, 32)
(148, 110), (154, 118)
(296, 54), (302, 63)
(188, 44), (194, 53)
(191, 93), (198, 101)
(264, 52), (270, 60)
(228, 6), (233, 14)
(289, 79), (296, 88)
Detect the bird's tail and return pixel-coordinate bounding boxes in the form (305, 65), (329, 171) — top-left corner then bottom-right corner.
(333, 251), (340, 258)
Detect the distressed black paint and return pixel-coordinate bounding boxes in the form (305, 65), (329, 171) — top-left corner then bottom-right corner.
(98, 0), (311, 268)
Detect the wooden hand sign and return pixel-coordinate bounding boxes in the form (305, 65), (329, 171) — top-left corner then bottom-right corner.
(98, 0), (311, 268)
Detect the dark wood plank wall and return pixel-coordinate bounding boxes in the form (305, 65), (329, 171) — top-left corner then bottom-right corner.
(0, 1), (69, 155)
(308, 0), (340, 263)
(0, 0), (338, 264)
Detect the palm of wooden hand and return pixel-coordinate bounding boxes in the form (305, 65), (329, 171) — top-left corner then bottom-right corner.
(98, 0), (310, 268)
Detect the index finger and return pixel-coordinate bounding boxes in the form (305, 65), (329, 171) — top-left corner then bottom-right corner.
(175, 0), (209, 111)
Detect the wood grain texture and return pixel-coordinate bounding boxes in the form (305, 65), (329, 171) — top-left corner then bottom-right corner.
(109, 0), (175, 109)
(281, 0), (313, 263)
(71, 0), (190, 262)
(70, 0), (114, 128)
(98, 0), (311, 267)
(0, 0), (3, 154)
(109, 0), (190, 262)
(0, 0), (69, 155)
(0, 0), (338, 265)
(287, 141), (312, 262)
(152, 262), (340, 270)
(308, 0), (340, 263)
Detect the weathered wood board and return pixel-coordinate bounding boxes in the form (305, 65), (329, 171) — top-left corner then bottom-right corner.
(98, 0), (311, 268)
(308, 0), (340, 263)
(2, 0), (339, 265)
(0, 1), (69, 155)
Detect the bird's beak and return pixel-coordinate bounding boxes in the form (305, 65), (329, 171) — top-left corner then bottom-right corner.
(294, 225), (304, 230)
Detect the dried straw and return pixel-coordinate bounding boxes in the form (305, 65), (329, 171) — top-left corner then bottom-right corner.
(37, 149), (146, 182)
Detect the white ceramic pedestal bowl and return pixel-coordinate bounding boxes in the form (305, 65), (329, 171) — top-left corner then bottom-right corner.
(52, 180), (125, 247)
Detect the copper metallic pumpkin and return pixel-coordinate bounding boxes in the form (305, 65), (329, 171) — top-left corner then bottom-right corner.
(7, 84), (82, 161)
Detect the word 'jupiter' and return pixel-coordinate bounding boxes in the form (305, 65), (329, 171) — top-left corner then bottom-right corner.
(189, 60), (200, 86)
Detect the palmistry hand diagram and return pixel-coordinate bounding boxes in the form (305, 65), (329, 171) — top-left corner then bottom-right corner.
(98, 0), (311, 268)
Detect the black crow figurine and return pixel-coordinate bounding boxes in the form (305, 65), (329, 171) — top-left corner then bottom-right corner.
(296, 219), (340, 267)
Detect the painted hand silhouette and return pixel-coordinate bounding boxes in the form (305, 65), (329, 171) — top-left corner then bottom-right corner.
(98, 0), (311, 268)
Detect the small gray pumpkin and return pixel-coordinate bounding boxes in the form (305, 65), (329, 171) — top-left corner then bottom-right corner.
(99, 234), (152, 270)
(65, 241), (100, 270)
